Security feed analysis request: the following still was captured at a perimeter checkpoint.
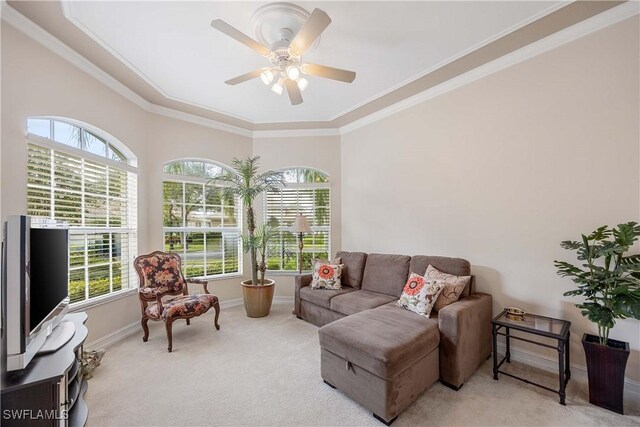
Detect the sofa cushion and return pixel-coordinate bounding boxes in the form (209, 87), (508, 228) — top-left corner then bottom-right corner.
(318, 303), (440, 379)
(330, 290), (397, 315)
(410, 256), (472, 297)
(336, 251), (367, 289)
(361, 253), (411, 297)
(299, 286), (357, 309)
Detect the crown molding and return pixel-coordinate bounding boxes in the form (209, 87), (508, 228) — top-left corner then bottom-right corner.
(0, 1), (151, 112)
(60, 0), (257, 125)
(327, 1), (569, 122)
(253, 128), (341, 138)
(3, 1), (638, 139)
(339, 1), (640, 135)
(149, 104), (253, 138)
(0, 1), (253, 138)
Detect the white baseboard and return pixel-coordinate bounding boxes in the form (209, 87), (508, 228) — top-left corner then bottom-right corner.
(219, 296), (293, 308)
(86, 297), (294, 349)
(497, 343), (640, 401)
(86, 321), (139, 349)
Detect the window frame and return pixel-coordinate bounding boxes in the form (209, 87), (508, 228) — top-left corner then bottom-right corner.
(264, 168), (331, 274)
(162, 159), (243, 280)
(25, 118), (139, 310)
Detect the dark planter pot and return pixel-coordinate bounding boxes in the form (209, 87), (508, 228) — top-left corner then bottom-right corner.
(582, 333), (630, 414)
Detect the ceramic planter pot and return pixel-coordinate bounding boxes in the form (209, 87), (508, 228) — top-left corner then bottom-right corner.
(582, 333), (630, 414)
(241, 279), (275, 318)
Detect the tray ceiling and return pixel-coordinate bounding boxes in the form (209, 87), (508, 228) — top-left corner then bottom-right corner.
(60, 1), (564, 124)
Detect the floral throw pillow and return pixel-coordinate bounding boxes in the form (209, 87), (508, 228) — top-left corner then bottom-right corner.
(425, 265), (471, 312)
(311, 257), (342, 266)
(397, 273), (444, 317)
(310, 262), (344, 290)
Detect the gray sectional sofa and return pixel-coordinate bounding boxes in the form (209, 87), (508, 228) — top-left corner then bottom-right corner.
(294, 251), (492, 424)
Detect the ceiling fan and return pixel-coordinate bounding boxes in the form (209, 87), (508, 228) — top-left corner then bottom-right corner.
(211, 8), (356, 106)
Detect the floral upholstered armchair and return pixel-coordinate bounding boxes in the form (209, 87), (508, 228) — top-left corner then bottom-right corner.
(133, 251), (220, 352)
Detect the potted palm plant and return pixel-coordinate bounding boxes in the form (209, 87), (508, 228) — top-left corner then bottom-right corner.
(555, 222), (640, 414)
(211, 157), (284, 318)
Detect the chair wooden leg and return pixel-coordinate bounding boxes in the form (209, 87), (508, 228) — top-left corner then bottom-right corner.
(141, 317), (149, 342)
(186, 319), (190, 326)
(165, 319), (174, 352)
(213, 301), (220, 330)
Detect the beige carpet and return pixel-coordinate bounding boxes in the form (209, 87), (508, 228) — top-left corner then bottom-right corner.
(86, 303), (639, 426)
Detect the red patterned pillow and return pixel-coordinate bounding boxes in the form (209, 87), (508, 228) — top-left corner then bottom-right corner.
(310, 262), (344, 290)
(397, 273), (444, 317)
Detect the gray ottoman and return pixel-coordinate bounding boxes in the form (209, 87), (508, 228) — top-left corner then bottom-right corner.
(318, 303), (440, 424)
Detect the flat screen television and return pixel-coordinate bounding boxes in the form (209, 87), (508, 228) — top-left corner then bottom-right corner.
(2, 215), (71, 371)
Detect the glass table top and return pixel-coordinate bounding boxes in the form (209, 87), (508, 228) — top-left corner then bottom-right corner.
(493, 311), (570, 339)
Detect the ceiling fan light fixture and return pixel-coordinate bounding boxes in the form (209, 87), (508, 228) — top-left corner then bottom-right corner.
(297, 77), (309, 91)
(271, 77), (285, 95)
(260, 69), (274, 85)
(212, 8), (356, 106)
(286, 65), (300, 80)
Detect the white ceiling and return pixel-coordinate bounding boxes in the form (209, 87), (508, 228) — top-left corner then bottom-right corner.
(62, 1), (563, 124)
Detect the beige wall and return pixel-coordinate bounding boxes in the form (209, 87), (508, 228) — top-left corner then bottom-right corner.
(341, 17), (640, 382)
(253, 135), (342, 297)
(0, 25), (252, 343)
(2, 6), (639, 387)
(144, 113), (252, 303)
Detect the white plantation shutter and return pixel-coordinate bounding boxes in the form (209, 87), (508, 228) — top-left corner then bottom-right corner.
(26, 119), (138, 305)
(162, 161), (243, 278)
(265, 169), (331, 272)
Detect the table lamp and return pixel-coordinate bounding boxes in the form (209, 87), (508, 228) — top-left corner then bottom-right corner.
(291, 213), (312, 273)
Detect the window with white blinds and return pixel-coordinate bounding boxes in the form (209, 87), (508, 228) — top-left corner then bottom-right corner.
(26, 118), (138, 305)
(163, 160), (242, 278)
(264, 168), (330, 272)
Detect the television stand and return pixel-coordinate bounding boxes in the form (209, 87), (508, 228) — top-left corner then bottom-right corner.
(38, 321), (76, 354)
(1, 312), (89, 427)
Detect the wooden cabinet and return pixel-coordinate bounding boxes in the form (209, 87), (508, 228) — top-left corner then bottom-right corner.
(1, 312), (89, 426)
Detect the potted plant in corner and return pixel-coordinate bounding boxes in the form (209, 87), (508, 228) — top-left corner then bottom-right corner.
(211, 157), (284, 318)
(555, 222), (640, 414)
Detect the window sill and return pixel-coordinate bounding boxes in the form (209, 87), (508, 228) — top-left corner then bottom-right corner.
(190, 273), (244, 282)
(69, 288), (138, 312)
(68, 274), (245, 312)
(267, 271), (310, 276)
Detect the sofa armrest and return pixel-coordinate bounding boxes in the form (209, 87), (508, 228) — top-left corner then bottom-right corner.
(294, 274), (313, 316)
(437, 292), (492, 388)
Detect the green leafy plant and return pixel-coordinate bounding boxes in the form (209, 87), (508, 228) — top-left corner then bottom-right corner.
(210, 157), (284, 285)
(555, 222), (640, 345)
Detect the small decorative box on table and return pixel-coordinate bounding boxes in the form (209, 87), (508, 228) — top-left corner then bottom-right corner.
(491, 310), (571, 405)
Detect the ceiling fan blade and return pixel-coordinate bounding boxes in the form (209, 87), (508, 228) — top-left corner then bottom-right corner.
(301, 64), (356, 83)
(289, 9), (331, 56)
(285, 79), (303, 105)
(211, 19), (271, 56)
(225, 69), (265, 85)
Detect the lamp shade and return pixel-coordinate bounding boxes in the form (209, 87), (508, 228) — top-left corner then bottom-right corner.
(291, 214), (312, 234)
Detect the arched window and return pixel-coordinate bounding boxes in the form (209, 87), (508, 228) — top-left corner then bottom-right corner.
(162, 160), (242, 278)
(26, 117), (138, 305)
(264, 168), (330, 272)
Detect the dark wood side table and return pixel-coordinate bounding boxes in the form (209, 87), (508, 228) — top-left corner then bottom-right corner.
(491, 310), (571, 405)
